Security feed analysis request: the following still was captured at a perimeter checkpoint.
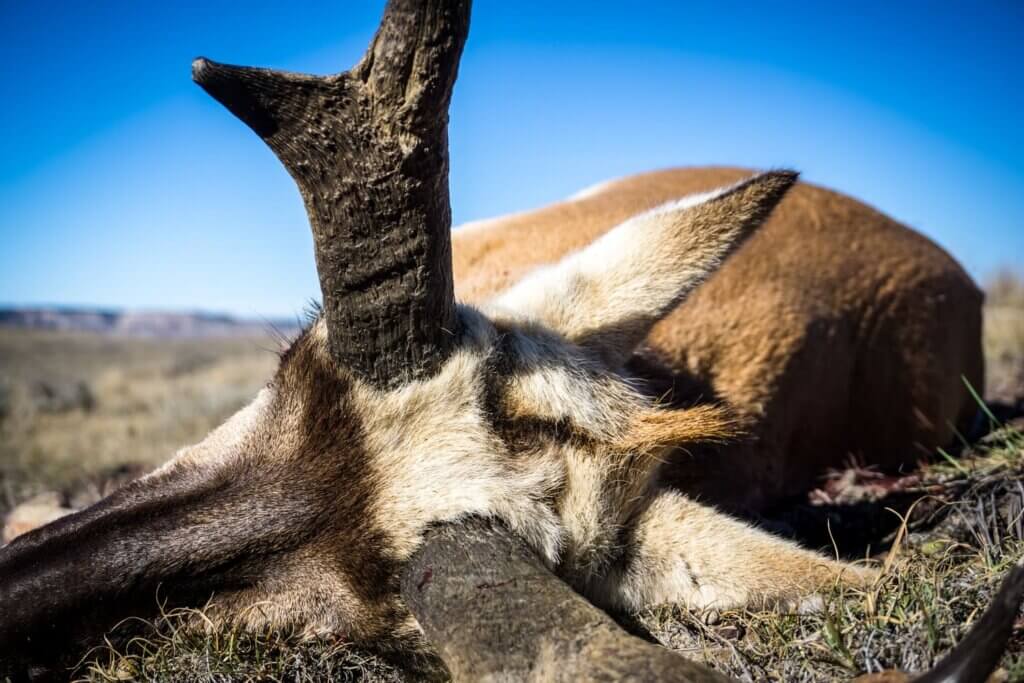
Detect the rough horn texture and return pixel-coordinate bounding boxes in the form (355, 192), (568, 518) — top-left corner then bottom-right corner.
(401, 517), (733, 682)
(192, 0), (470, 388)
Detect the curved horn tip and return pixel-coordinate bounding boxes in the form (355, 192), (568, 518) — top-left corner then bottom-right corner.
(190, 56), (248, 89)
(191, 56), (214, 84)
(190, 57), (290, 140)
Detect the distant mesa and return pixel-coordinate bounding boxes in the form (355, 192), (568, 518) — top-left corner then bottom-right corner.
(0, 307), (301, 339)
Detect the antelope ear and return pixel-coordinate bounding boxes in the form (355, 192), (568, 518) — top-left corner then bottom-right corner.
(488, 171), (797, 367)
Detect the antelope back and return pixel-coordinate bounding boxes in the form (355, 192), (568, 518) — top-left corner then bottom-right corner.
(453, 166), (985, 511)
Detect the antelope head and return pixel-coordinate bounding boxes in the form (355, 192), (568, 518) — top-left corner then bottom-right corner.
(0, 0), (941, 678)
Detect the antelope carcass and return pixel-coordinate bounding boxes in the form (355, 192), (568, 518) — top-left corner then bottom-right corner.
(0, 1), (1009, 681)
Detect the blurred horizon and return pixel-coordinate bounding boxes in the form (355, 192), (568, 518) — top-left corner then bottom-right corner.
(1, 1), (1022, 318)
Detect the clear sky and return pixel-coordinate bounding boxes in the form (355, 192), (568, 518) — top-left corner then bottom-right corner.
(1, 1), (1021, 318)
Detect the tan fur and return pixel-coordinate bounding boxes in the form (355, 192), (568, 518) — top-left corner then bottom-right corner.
(598, 490), (874, 612)
(7, 169), (982, 653)
(614, 405), (739, 456)
(487, 173), (792, 368)
(454, 166), (983, 512)
(355, 309), (566, 565)
(143, 172), (886, 627)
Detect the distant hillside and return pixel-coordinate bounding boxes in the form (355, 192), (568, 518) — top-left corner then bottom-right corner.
(0, 307), (301, 339)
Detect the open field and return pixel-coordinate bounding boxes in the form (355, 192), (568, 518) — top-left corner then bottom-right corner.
(986, 271), (1024, 405)
(1, 275), (1022, 681)
(0, 329), (282, 516)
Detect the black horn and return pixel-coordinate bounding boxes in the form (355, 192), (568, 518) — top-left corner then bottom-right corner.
(193, 0), (470, 388)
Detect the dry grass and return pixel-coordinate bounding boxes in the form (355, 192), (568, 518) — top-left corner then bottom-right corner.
(641, 426), (1024, 682)
(0, 328), (280, 515)
(985, 270), (1024, 404)
(75, 611), (408, 683)
(2, 271), (1024, 681)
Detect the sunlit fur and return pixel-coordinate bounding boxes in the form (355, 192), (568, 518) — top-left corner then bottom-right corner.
(454, 166), (983, 513)
(3, 168), (979, 659)
(104, 172), (873, 643)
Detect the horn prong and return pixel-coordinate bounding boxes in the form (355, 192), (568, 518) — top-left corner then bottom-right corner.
(194, 0), (471, 388)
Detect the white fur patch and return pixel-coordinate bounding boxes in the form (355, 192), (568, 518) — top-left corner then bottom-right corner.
(357, 306), (565, 566)
(489, 180), (746, 368)
(596, 490), (866, 613)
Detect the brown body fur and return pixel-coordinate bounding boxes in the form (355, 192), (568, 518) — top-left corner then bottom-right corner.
(0, 2), (996, 676)
(0, 169), (977, 669)
(454, 166), (984, 512)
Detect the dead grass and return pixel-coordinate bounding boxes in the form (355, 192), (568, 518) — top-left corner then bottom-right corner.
(0, 328), (280, 515)
(985, 270), (1024, 404)
(47, 426), (1024, 682)
(641, 426), (1024, 682)
(2, 270), (1024, 682)
(75, 612), (408, 683)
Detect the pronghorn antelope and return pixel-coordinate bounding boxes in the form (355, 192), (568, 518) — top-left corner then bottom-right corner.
(0, 0), (1011, 679)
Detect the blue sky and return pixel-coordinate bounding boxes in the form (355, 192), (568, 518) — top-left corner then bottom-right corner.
(1, 1), (1021, 318)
